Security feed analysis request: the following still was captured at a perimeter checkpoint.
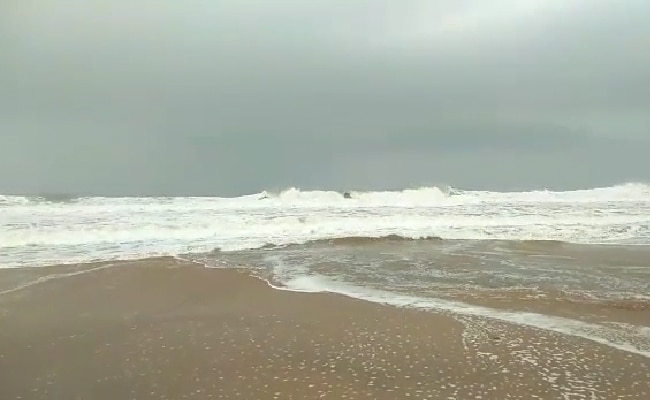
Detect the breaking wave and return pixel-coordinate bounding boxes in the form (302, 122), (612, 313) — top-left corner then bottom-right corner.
(1, 183), (649, 267)
(2, 182), (649, 208)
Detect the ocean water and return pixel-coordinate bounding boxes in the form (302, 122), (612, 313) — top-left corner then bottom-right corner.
(2, 183), (650, 357)
(2, 183), (649, 268)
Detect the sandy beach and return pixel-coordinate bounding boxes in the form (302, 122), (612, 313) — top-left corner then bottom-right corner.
(1, 257), (649, 400)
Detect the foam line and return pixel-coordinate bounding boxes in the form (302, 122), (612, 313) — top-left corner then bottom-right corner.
(0, 263), (117, 296)
(264, 275), (650, 359)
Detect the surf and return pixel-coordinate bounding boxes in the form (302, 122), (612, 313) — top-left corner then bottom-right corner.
(1, 183), (649, 268)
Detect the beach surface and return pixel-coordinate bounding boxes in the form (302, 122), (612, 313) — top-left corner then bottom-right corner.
(1, 257), (649, 400)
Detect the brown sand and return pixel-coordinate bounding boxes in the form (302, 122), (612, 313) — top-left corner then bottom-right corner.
(0, 257), (649, 400)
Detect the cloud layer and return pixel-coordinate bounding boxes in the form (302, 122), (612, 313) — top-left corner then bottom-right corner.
(2, 0), (649, 195)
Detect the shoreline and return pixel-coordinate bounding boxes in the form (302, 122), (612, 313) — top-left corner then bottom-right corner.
(2, 257), (650, 353)
(3, 239), (650, 270)
(1, 257), (649, 399)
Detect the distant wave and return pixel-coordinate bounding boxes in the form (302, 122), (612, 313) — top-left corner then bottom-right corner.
(243, 182), (650, 207)
(0, 193), (81, 206)
(2, 182), (648, 208)
(255, 182), (650, 202)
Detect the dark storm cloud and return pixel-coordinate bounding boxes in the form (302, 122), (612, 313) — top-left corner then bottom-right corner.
(1, 0), (649, 195)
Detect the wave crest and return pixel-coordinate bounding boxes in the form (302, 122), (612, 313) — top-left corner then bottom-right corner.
(2, 182), (648, 208)
(240, 236), (575, 251)
(314, 235), (443, 246)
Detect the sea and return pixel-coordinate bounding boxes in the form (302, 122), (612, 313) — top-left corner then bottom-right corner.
(2, 183), (650, 357)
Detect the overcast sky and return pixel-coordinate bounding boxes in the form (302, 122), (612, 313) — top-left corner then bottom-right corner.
(1, 0), (649, 196)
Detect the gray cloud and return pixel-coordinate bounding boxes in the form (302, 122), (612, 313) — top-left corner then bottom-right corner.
(1, 0), (649, 195)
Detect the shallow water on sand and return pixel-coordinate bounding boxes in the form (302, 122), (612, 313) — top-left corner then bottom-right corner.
(189, 238), (650, 301)
(186, 238), (650, 357)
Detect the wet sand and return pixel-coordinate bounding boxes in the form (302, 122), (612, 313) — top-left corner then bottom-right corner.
(442, 287), (650, 327)
(1, 257), (649, 399)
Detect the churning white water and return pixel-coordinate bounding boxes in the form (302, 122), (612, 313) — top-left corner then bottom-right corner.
(1, 183), (649, 268)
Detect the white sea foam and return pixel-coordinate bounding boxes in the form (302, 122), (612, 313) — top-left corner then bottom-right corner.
(1, 184), (649, 267)
(266, 273), (650, 359)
